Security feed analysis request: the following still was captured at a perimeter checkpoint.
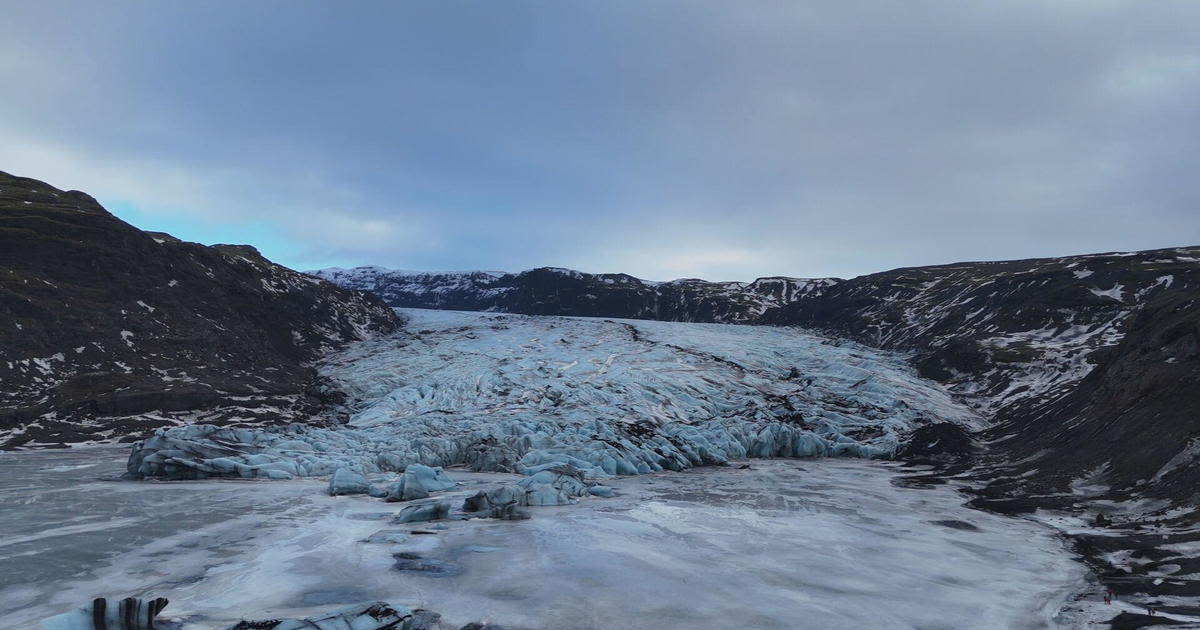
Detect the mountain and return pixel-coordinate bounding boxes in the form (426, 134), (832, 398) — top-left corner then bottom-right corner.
(979, 289), (1200, 505)
(313, 247), (1200, 609)
(0, 171), (401, 448)
(316, 250), (1197, 418)
(315, 249), (1200, 501)
(309, 266), (839, 323)
(763, 248), (1199, 414)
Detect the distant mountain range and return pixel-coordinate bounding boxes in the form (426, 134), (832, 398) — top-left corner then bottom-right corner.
(308, 266), (838, 323)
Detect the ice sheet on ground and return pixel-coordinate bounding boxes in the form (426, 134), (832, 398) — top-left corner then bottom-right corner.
(1, 449), (1093, 629)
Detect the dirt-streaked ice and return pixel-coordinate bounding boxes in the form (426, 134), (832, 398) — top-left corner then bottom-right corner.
(128, 310), (981, 481)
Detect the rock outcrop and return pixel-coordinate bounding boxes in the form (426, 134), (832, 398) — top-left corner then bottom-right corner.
(0, 171), (401, 448)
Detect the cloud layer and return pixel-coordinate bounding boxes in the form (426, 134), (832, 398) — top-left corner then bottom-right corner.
(3, 1), (1197, 280)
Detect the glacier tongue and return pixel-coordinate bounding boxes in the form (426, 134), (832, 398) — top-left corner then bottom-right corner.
(127, 309), (981, 481)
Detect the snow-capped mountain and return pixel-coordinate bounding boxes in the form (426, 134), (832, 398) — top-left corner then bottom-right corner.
(0, 171), (401, 447)
(758, 248), (1200, 504)
(308, 265), (839, 323)
(765, 248), (1199, 414)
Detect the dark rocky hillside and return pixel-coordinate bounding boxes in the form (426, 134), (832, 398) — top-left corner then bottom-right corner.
(763, 248), (1200, 415)
(309, 266), (838, 324)
(981, 290), (1200, 503)
(971, 290), (1200, 615)
(0, 171), (401, 447)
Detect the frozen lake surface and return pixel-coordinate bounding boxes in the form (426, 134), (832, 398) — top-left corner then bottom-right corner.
(1, 448), (1091, 629)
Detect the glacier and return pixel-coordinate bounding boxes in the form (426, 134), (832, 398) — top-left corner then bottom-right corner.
(127, 309), (981, 484)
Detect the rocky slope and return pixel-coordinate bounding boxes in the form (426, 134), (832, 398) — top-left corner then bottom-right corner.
(0, 171), (401, 447)
(309, 266), (838, 323)
(766, 248), (1199, 413)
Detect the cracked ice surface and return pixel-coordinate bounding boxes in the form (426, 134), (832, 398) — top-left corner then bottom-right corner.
(128, 310), (981, 480)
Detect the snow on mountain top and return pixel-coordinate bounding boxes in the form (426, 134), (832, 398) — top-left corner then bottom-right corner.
(311, 266), (508, 279)
(309, 265), (837, 287)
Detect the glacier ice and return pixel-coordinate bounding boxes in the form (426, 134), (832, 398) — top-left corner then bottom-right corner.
(228, 601), (413, 630)
(516, 465), (588, 506)
(393, 501), (451, 524)
(328, 467), (371, 496)
(462, 485), (531, 520)
(126, 310), (981, 486)
(385, 464), (457, 502)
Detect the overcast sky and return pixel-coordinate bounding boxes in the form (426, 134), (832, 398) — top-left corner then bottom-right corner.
(2, 2), (1198, 281)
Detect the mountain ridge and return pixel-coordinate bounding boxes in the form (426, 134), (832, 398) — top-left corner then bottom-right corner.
(308, 265), (840, 323)
(0, 171), (402, 447)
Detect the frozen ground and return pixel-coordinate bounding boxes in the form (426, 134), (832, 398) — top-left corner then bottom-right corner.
(128, 310), (981, 480)
(1, 448), (1108, 630)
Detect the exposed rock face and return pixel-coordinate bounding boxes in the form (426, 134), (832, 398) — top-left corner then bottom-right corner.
(309, 266), (838, 323)
(0, 171), (401, 447)
(980, 291), (1200, 503)
(762, 248), (1199, 418)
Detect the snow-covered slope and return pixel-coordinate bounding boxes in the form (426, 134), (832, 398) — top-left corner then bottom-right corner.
(308, 266), (839, 323)
(765, 246), (1200, 416)
(128, 309), (979, 479)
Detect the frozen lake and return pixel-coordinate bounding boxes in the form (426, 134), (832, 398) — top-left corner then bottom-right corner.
(0, 448), (1092, 629)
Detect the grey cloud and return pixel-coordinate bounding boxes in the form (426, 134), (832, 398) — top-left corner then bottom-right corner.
(1, 1), (1197, 280)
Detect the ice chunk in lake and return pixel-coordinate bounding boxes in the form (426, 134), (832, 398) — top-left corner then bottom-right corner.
(328, 468), (371, 496)
(516, 464), (588, 506)
(393, 501), (451, 524)
(127, 310), (982, 483)
(385, 464), (456, 502)
(462, 485), (531, 520)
